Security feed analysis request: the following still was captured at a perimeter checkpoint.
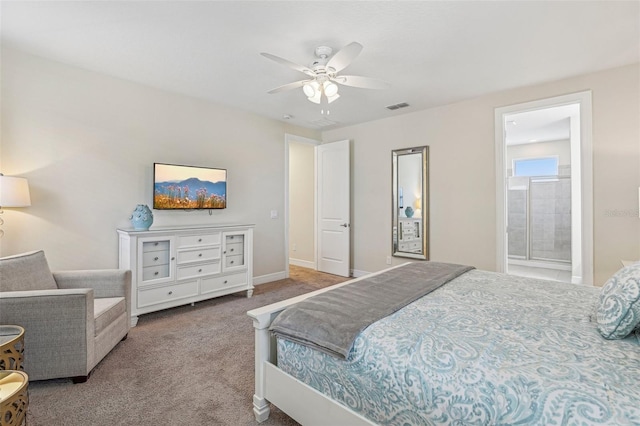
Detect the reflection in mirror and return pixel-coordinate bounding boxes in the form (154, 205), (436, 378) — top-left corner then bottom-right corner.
(392, 146), (429, 259)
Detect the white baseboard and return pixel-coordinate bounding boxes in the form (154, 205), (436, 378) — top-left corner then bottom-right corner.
(351, 269), (371, 278)
(254, 268), (371, 285)
(253, 271), (287, 286)
(508, 258), (571, 271)
(289, 258), (316, 269)
(572, 275), (584, 285)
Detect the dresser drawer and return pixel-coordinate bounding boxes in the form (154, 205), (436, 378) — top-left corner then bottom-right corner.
(137, 280), (198, 308)
(177, 247), (221, 264)
(201, 272), (247, 295)
(142, 240), (170, 253)
(224, 254), (244, 268)
(398, 241), (422, 252)
(225, 242), (243, 256)
(142, 250), (170, 267)
(142, 265), (171, 282)
(225, 234), (244, 244)
(177, 233), (221, 248)
(177, 261), (221, 280)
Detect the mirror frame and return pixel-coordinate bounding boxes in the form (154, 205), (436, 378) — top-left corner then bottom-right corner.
(392, 146), (429, 260)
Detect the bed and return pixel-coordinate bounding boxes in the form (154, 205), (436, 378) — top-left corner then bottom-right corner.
(247, 262), (640, 425)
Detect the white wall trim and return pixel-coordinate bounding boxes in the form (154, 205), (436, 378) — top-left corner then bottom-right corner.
(507, 258), (571, 271)
(289, 258), (316, 269)
(351, 269), (371, 278)
(254, 271), (287, 286)
(495, 91), (593, 286)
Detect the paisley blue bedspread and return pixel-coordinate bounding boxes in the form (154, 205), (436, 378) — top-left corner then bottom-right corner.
(276, 270), (640, 425)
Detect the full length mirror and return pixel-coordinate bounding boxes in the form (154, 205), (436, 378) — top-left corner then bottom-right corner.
(392, 146), (429, 259)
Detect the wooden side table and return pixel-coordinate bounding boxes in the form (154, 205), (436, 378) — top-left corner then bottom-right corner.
(0, 370), (28, 426)
(0, 326), (25, 371)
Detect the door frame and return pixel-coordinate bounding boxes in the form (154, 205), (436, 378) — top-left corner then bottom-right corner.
(284, 133), (321, 279)
(494, 91), (593, 285)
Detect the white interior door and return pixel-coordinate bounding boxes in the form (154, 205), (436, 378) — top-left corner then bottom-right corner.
(316, 140), (350, 277)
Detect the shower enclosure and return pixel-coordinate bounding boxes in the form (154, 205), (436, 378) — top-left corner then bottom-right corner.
(507, 169), (571, 264)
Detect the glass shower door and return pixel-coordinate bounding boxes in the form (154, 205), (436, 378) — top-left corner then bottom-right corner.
(507, 176), (571, 263)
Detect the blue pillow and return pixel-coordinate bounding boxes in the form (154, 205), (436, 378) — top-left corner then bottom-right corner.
(597, 263), (640, 339)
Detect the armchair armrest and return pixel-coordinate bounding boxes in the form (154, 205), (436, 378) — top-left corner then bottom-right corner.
(0, 289), (94, 380)
(53, 270), (131, 299)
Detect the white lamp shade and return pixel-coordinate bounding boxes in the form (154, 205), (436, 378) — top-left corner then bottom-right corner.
(302, 83), (316, 97)
(327, 93), (340, 104)
(323, 81), (339, 97)
(0, 176), (31, 207)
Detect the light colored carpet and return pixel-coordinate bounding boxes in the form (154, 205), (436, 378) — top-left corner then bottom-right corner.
(27, 266), (348, 425)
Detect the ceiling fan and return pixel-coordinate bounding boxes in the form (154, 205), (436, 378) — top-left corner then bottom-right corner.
(261, 42), (389, 105)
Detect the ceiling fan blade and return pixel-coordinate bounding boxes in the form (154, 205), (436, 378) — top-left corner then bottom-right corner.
(332, 75), (390, 90)
(261, 52), (316, 77)
(267, 80), (310, 94)
(326, 42), (363, 73)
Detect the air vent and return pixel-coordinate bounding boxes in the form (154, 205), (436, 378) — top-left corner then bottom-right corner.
(309, 117), (338, 128)
(386, 102), (410, 111)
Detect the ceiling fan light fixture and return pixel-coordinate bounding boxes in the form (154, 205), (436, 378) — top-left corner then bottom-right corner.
(302, 82), (316, 97)
(327, 93), (340, 104)
(263, 42), (384, 107)
(323, 81), (339, 97)
(308, 90), (322, 104)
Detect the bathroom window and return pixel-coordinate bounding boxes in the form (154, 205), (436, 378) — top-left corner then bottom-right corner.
(513, 157), (558, 177)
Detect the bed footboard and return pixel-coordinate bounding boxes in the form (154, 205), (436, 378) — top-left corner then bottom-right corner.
(248, 306), (375, 425)
(248, 309), (281, 422)
(248, 287), (328, 422)
(247, 265), (405, 423)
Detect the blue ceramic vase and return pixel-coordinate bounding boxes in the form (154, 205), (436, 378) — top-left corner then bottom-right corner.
(130, 204), (153, 230)
(405, 206), (414, 218)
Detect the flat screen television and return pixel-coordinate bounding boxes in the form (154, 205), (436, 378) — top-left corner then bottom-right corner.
(153, 163), (227, 210)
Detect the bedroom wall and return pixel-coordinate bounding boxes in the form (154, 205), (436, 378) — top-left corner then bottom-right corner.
(322, 63), (640, 286)
(506, 139), (571, 167)
(0, 47), (320, 281)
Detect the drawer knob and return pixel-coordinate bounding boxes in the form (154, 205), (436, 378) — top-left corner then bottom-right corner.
(171, 257), (175, 261)
(198, 269), (202, 273)
(154, 272), (159, 276)
(168, 291), (173, 295)
(230, 261), (234, 264)
(198, 253), (202, 257)
(154, 242), (159, 246)
(154, 256), (159, 261)
(230, 236), (234, 239)
(198, 238), (202, 242)
(230, 248), (234, 252)
(224, 280), (228, 284)
(223, 251), (226, 254)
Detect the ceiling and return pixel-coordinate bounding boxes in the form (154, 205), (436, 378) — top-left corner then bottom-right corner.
(1, 1), (639, 131)
(505, 104), (576, 146)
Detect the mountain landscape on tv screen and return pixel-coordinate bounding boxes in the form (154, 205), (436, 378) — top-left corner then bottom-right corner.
(154, 177), (226, 209)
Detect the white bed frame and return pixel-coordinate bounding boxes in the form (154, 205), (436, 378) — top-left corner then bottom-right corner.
(247, 264), (408, 425)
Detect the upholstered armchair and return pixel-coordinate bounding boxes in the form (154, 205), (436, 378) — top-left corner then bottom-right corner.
(0, 250), (131, 382)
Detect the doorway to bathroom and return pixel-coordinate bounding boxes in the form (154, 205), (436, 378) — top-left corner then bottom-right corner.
(506, 122), (572, 282)
(495, 92), (593, 285)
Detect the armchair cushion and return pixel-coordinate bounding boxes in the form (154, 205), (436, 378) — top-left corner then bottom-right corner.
(0, 250), (57, 292)
(94, 297), (126, 336)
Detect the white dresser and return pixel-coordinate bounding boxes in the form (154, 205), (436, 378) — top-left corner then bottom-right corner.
(117, 224), (254, 326)
(398, 217), (422, 253)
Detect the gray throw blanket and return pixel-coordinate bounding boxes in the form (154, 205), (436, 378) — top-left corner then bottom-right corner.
(270, 261), (474, 359)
